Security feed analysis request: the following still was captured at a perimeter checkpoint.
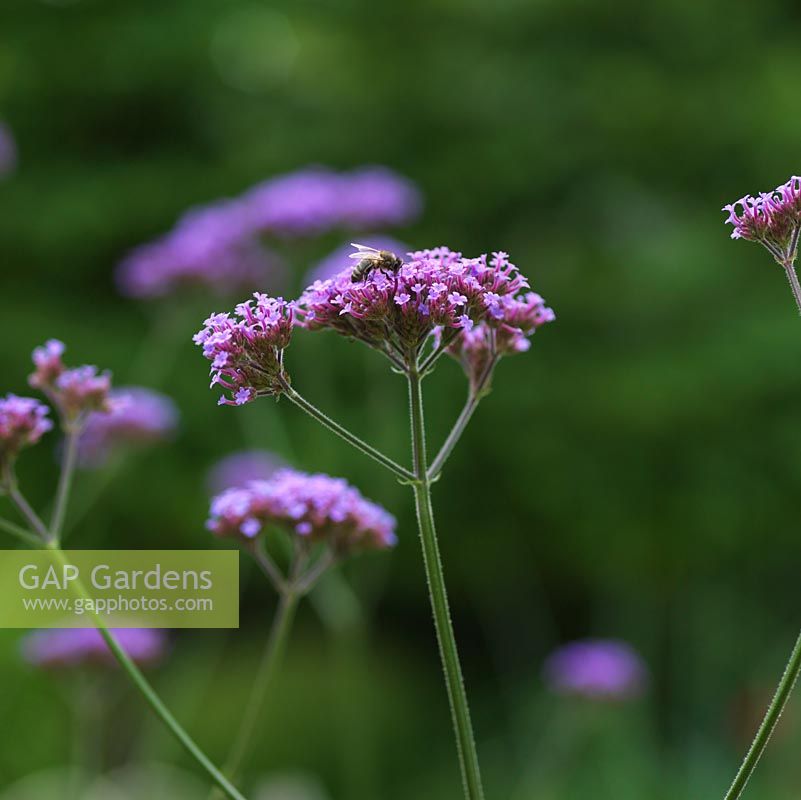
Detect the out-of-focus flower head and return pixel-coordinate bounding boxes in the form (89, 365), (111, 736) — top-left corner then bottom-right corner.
(243, 166), (421, 237)
(22, 628), (167, 669)
(443, 290), (555, 390)
(29, 341), (114, 424)
(207, 449), (286, 495)
(78, 387), (179, 468)
(117, 200), (283, 299)
(207, 468), (397, 553)
(194, 295), (294, 406)
(0, 395), (52, 468)
(542, 639), (647, 700)
(298, 247), (533, 363)
(0, 122), (17, 178)
(306, 236), (409, 285)
(723, 176), (801, 263)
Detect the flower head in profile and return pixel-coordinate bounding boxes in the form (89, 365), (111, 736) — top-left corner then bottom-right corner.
(0, 395), (52, 467)
(542, 639), (647, 700)
(78, 387), (180, 467)
(298, 247), (531, 362)
(29, 340), (113, 423)
(723, 176), (801, 264)
(22, 628), (167, 669)
(207, 449), (286, 495)
(444, 290), (555, 390)
(207, 468), (397, 554)
(194, 295), (294, 406)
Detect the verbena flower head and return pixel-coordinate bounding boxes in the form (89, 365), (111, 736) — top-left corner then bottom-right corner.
(298, 247), (532, 359)
(29, 341), (113, 423)
(243, 166), (421, 236)
(117, 201), (281, 299)
(723, 176), (801, 263)
(0, 121), (17, 177)
(207, 468), (397, 553)
(78, 387), (179, 467)
(0, 395), (52, 465)
(207, 449), (286, 494)
(22, 628), (167, 669)
(543, 639), (647, 700)
(306, 236), (409, 285)
(443, 291), (555, 390)
(194, 294), (294, 406)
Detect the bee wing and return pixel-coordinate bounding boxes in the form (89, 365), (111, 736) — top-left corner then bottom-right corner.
(350, 242), (380, 255)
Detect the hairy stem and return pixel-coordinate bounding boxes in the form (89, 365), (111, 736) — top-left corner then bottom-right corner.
(407, 365), (485, 800)
(278, 377), (415, 483)
(723, 628), (801, 800)
(51, 425), (80, 543)
(210, 592), (299, 799)
(783, 263), (801, 315)
(45, 545), (249, 800)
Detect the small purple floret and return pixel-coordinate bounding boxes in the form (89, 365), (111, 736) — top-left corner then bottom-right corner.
(0, 395), (53, 462)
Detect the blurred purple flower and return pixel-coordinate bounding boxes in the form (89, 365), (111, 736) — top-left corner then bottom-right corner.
(305, 235), (409, 285)
(117, 200), (284, 299)
(207, 449), (286, 495)
(194, 294), (294, 406)
(22, 628), (167, 669)
(207, 468), (397, 552)
(0, 395), (52, 464)
(244, 166), (421, 237)
(78, 387), (179, 468)
(0, 122), (17, 177)
(542, 639), (647, 700)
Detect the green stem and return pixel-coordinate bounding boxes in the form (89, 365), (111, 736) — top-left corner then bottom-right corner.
(45, 544), (250, 800)
(4, 476), (50, 542)
(0, 516), (43, 547)
(51, 426), (80, 543)
(783, 263), (801, 316)
(428, 357), (497, 481)
(723, 628), (801, 800)
(407, 365), (485, 800)
(278, 377), (415, 483)
(209, 591), (298, 799)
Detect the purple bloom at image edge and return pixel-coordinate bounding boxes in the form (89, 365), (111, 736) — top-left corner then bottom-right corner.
(542, 639), (647, 700)
(22, 628), (168, 669)
(0, 122), (17, 177)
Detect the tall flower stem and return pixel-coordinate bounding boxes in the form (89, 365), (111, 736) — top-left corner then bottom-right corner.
(208, 592), (298, 800)
(278, 377), (415, 483)
(51, 425), (80, 542)
(723, 628), (801, 800)
(407, 363), (485, 800)
(43, 544), (249, 800)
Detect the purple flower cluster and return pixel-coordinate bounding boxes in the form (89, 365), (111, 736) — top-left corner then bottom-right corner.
(29, 340), (113, 422)
(306, 235), (409, 285)
(444, 291), (555, 389)
(243, 166), (421, 236)
(207, 469), (397, 553)
(723, 176), (801, 262)
(194, 295), (294, 406)
(0, 122), (16, 178)
(207, 449), (286, 494)
(0, 395), (52, 464)
(298, 247), (533, 356)
(542, 639), (647, 700)
(117, 166), (419, 299)
(22, 628), (167, 669)
(78, 387), (180, 467)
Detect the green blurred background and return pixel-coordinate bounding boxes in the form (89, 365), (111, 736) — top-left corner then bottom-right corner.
(2, 0), (801, 797)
